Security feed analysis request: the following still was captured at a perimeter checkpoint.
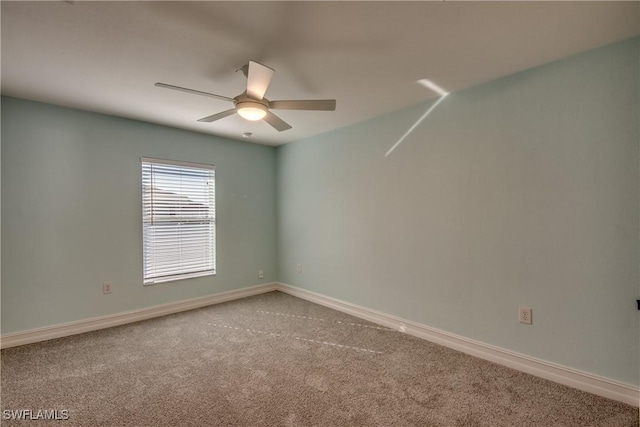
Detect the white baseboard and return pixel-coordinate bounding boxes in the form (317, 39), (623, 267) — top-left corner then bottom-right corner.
(276, 282), (640, 407)
(1, 282), (278, 350)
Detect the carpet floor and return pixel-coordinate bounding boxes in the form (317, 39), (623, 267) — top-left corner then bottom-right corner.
(1, 291), (638, 426)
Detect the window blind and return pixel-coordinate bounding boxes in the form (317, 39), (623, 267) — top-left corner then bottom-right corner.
(141, 158), (216, 285)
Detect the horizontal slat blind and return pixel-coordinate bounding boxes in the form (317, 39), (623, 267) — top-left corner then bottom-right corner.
(142, 158), (216, 284)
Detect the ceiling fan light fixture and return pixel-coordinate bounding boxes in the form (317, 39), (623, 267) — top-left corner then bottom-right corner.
(236, 102), (267, 121)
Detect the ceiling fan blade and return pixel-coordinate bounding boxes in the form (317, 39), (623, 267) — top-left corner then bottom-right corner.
(197, 109), (237, 123)
(246, 61), (274, 100)
(263, 111), (292, 132)
(270, 99), (336, 111)
(155, 83), (234, 103)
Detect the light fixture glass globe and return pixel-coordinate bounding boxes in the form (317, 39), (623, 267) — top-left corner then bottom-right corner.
(237, 102), (267, 121)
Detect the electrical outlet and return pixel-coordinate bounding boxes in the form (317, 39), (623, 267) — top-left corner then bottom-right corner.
(258, 270), (264, 279)
(296, 263), (302, 273)
(103, 282), (112, 294)
(519, 306), (532, 325)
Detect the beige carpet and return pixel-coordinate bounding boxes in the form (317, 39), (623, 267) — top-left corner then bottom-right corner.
(1, 291), (637, 426)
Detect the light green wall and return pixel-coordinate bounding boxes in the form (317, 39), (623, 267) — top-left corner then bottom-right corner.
(1, 97), (277, 333)
(276, 38), (640, 385)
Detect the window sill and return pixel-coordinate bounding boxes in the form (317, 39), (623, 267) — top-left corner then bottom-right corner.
(143, 270), (216, 286)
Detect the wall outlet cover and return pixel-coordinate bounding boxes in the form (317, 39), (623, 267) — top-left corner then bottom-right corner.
(103, 282), (112, 294)
(519, 306), (532, 325)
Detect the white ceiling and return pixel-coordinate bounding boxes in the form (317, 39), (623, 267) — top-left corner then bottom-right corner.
(2, 1), (639, 146)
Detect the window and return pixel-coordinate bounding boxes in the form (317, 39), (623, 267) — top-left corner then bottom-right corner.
(141, 157), (216, 285)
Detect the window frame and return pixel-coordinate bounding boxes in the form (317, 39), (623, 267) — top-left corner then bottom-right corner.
(141, 157), (216, 285)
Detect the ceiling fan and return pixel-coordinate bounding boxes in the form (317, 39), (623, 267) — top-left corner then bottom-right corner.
(155, 61), (336, 132)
